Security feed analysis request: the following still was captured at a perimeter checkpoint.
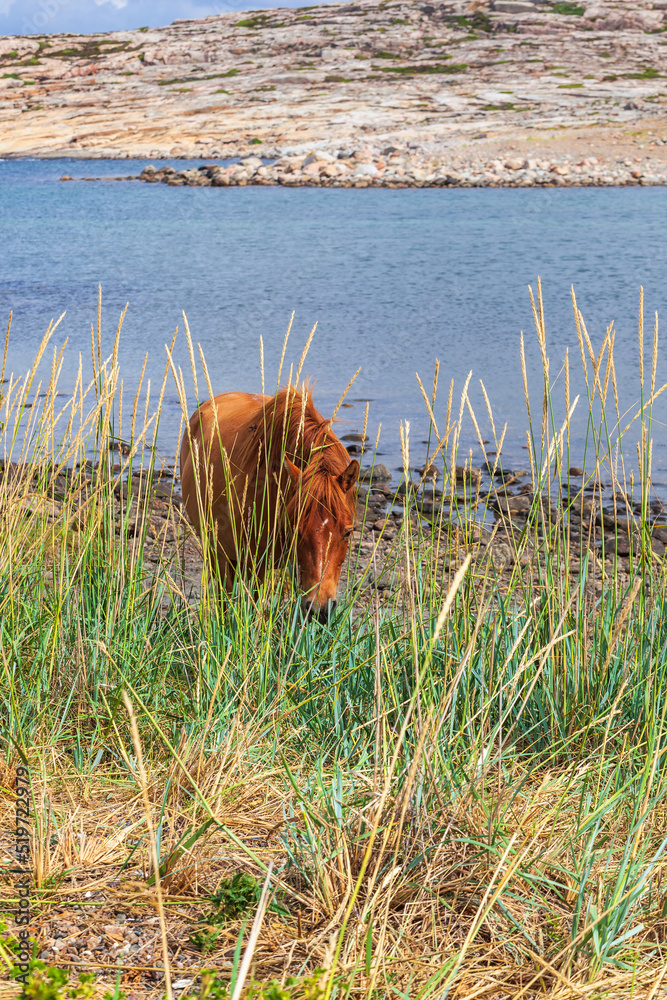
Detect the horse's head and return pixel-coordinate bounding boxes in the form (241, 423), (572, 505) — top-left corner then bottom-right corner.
(284, 456), (359, 622)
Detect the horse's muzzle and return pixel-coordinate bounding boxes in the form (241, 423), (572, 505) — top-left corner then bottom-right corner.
(302, 599), (336, 624)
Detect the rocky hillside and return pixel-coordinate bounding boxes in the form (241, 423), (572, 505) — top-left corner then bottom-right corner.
(2, 0), (667, 163)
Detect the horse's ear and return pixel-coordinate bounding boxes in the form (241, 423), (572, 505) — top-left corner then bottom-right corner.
(283, 456), (302, 487)
(337, 460), (359, 493)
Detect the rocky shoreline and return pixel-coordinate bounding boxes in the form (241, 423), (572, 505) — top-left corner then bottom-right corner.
(4, 0), (667, 175)
(60, 151), (665, 188)
(13, 450), (663, 607)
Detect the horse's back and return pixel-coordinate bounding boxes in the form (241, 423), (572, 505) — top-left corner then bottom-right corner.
(180, 391), (271, 534)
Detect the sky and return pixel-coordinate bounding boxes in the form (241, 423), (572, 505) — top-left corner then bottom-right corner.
(0, 0), (318, 36)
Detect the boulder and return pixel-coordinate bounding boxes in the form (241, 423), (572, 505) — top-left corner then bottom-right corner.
(360, 464), (392, 483)
(353, 163), (379, 178)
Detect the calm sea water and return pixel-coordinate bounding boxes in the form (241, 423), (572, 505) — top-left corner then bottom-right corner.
(2, 157), (667, 485)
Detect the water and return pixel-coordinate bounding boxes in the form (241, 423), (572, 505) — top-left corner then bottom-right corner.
(2, 157), (667, 486)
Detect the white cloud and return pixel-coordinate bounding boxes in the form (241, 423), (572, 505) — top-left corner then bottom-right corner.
(94, 0), (129, 8)
(0, 0), (17, 14)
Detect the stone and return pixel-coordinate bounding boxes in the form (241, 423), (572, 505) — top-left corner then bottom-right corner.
(353, 163), (378, 178)
(59, 175), (73, 181)
(455, 465), (482, 484)
(360, 464), (392, 483)
(491, 494), (532, 515)
(493, 1), (538, 11)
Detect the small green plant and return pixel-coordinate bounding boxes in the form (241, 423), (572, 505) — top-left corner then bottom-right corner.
(249, 137), (264, 143)
(236, 15), (269, 28)
(181, 969), (330, 1000)
(379, 62), (467, 75)
(552, 2), (585, 13)
(247, 969), (328, 1000)
(11, 964), (104, 1000)
(626, 66), (660, 79)
(138, 26), (149, 32)
(2, 73), (19, 79)
(190, 927), (223, 955)
(191, 873), (289, 952)
(211, 872), (266, 920)
(181, 971), (230, 1000)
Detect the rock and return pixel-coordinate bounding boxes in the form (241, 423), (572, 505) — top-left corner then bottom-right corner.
(569, 466), (585, 476)
(491, 494), (532, 515)
(417, 463), (439, 479)
(454, 465), (482, 484)
(342, 432), (369, 442)
(493, 2), (538, 12)
(353, 163), (378, 178)
(59, 175), (73, 181)
(360, 464), (392, 483)
(484, 540), (514, 571)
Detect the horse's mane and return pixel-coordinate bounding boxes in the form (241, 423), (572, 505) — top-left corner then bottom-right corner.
(247, 384), (349, 471)
(239, 384), (354, 527)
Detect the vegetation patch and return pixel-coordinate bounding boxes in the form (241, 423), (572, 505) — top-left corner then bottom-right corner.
(378, 61), (467, 74)
(625, 66), (660, 79)
(236, 14), (270, 28)
(552, 2), (585, 13)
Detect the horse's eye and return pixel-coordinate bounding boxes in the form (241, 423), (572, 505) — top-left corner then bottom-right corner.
(343, 529), (353, 540)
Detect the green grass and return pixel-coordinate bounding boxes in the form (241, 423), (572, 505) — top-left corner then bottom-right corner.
(3, 286), (667, 996)
(378, 62), (467, 75)
(625, 67), (661, 79)
(158, 69), (239, 86)
(552, 2), (585, 14)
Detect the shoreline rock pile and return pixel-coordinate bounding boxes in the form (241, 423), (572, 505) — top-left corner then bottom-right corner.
(131, 151), (664, 188)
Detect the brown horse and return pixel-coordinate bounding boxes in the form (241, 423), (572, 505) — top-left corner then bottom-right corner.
(180, 385), (359, 621)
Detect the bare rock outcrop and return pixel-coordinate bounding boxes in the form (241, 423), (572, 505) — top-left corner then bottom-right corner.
(2, 0), (667, 167)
